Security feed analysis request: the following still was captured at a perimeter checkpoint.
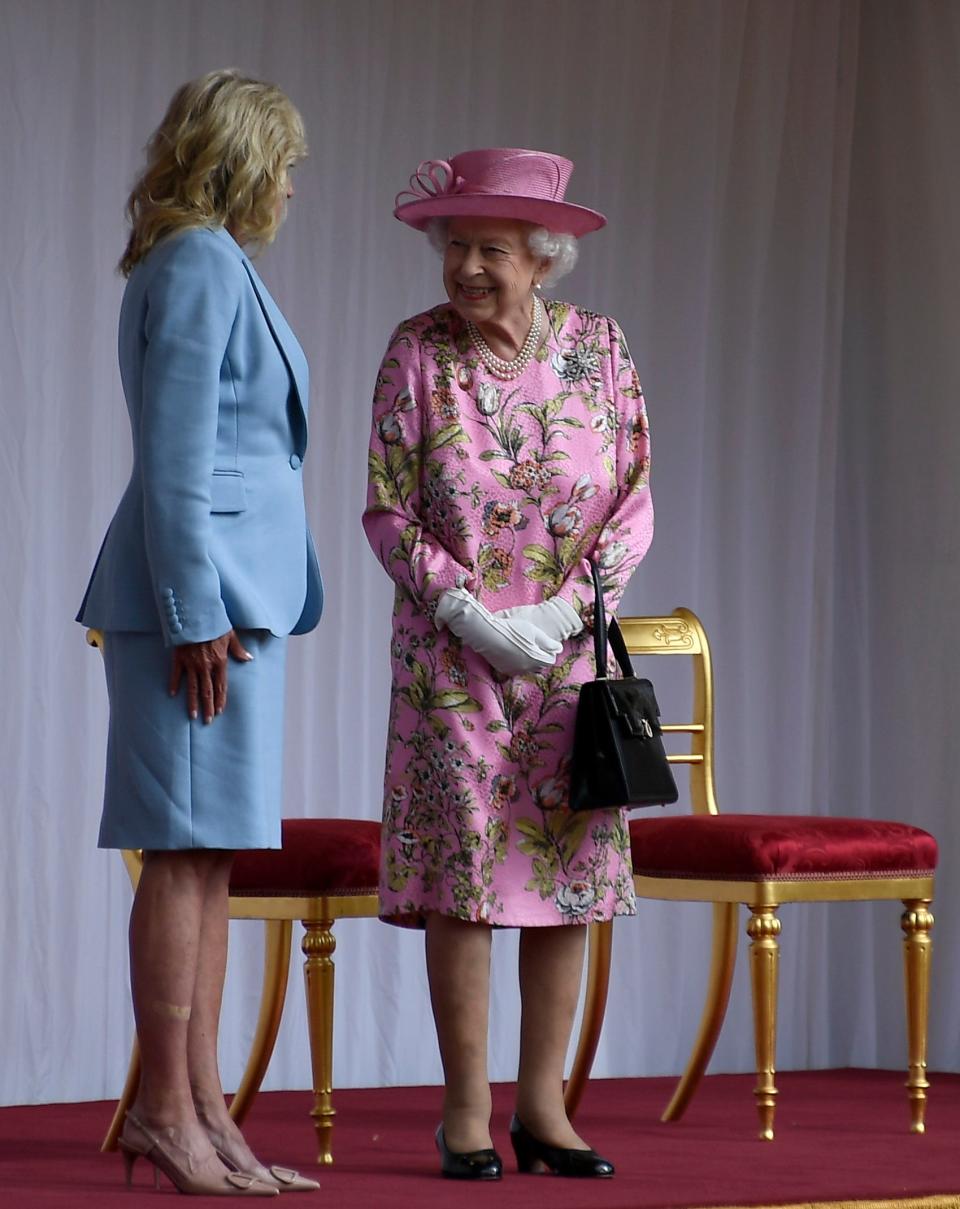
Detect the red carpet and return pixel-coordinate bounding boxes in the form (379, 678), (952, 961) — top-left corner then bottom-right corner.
(0, 1071), (957, 1209)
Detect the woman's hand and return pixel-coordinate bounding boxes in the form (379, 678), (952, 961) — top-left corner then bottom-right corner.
(168, 630), (253, 722)
(434, 588), (561, 675)
(494, 598), (583, 643)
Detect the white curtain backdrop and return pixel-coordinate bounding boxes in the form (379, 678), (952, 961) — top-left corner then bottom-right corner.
(1, 0), (958, 1105)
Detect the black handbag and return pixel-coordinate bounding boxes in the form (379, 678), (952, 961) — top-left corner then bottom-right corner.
(569, 561), (679, 812)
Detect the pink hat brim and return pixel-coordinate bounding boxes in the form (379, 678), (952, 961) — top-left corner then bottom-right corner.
(394, 192), (606, 237)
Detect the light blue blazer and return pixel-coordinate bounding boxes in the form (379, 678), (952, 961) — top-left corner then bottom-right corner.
(78, 226), (323, 646)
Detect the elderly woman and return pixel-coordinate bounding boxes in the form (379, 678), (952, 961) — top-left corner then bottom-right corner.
(363, 148), (653, 1179)
(77, 70), (322, 1196)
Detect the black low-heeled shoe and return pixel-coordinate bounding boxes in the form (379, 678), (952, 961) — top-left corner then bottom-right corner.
(435, 1125), (503, 1180)
(509, 1115), (615, 1178)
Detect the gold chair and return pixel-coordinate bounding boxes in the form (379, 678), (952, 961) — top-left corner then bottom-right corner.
(564, 609), (937, 1140)
(88, 631), (381, 1165)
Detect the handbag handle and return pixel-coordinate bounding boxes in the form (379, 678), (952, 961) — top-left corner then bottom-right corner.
(590, 558), (634, 680)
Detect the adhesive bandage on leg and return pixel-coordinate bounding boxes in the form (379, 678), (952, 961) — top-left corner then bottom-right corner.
(150, 1000), (192, 1020)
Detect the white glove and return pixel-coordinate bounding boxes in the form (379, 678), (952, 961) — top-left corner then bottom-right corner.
(495, 597), (584, 644)
(434, 588), (562, 676)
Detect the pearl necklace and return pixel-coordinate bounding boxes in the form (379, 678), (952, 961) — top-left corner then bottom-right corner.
(466, 297), (543, 380)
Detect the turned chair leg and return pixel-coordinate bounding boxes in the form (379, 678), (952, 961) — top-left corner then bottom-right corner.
(663, 901), (739, 1122)
(901, 898), (934, 1134)
(101, 1036), (142, 1151)
(230, 919), (293, 1125)
(302, 918), (336, 1165)
(564, 920), (613, 1120)
(747, 903), (781, 1141)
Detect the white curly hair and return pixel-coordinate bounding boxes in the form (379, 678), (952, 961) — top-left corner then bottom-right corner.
(425, 218), (578, 288)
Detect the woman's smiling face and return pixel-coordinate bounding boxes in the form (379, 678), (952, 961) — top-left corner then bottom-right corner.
(442, 217), (545, 326)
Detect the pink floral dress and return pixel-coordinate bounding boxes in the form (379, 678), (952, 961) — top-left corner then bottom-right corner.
(363, 300), (653, 928)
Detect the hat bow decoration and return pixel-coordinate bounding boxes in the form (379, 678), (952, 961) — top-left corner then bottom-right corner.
(394, 160), (465, 210)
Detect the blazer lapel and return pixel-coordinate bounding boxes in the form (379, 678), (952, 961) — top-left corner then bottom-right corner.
(241, 260), (310, 433)
(211, 229), (310, 451)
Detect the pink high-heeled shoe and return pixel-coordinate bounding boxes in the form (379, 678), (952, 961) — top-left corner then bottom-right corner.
(118, 1113), (278, 1196)
(209, 1128), (320, 1194)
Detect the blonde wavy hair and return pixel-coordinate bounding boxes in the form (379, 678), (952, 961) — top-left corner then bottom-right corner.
(120, 69), (307, 275)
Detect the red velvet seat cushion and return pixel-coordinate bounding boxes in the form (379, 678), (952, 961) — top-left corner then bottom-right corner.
(630, 815), (938, 881)
(230, 819), (381, 897)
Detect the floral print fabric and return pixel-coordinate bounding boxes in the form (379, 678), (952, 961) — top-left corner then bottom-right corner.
(363, 300), (654, 928)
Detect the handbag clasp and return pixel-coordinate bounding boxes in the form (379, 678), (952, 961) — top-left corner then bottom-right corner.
(618, 706), (654, 740)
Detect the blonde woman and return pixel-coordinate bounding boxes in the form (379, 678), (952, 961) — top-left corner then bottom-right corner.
(78, 70), (322, 1196)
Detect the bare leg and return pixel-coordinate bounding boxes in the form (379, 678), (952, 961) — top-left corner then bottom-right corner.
(183, 853), (260, 1163)
(516, 924), (589, 1149)
(184, 857), (318, 1191)
(126, 849), (231, 1174)
(425, 913), (493, 1153)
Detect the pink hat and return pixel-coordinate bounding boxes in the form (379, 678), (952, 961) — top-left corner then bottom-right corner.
(394, 148), (606, 237)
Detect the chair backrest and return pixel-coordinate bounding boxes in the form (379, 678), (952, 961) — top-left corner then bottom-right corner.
(617, 609), (718, 816)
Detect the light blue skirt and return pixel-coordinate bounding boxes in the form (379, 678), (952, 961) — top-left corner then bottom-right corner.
(98, 630), (287, 850)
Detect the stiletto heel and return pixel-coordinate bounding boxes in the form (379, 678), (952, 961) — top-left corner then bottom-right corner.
(509, 1115), (614, 1177)
(119, 1137), (160, 1187)
(119, 1141), (137, 1187)
(118, 1113), (279, 1195)
(435, 1125), (503, 1180)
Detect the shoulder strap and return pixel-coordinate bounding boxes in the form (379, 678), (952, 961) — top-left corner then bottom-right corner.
(608, 617), (635, 679)
(590, 559), (634, 679)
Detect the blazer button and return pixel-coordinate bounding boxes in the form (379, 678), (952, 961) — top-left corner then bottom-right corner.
(169, 621), (183, 634)
(162, 587), (175, 599)
(289, 454), (302, 470)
